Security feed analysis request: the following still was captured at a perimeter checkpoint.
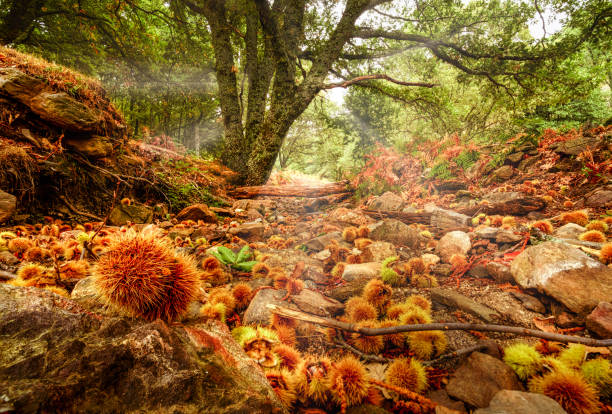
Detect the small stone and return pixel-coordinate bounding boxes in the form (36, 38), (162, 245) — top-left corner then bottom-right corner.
(586, 301), (612, 338)
(367, 191), (405, 211)
(495, 230), (523, 244)
(303, 232), (341, 251)
(446, 352), (523, 408)
(469, 264), (490, 279)
(369, 219), (421, 248)
(0, 250), (19, 266)
(361, 241), (397, 262)
(290, 289), (343, 317)
(228, 222), (265, 241)
(506, 152), (524, 164)
(328, 262), (381, 301)
(473, 390), (566, 414)
(488, 165), (514, 183)
(328, 207), (375, 227)
(509, 291), (546, 314)
(176, 204), (217, 223)
(436, 231), (471, 262)
(108, 204), (153, 226)
(475, 227), (499, 240)
(431, 288), (500, 323)
(583, 186), (612, 208)
(553, 223), (586, 239)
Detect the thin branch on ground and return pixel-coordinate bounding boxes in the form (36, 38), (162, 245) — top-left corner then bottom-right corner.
(268, 305), (612, 347)
(335, 333), (391, 363)
(423, 343), (491, 366)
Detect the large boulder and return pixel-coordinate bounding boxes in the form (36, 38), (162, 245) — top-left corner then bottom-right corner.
(474, 390), (566, 414)
(0, 67), (46, 103)
(0, 284), (285, 413)
(436, 231), (471, 262)
(367, 191), (404, 211)
(0, 189), (16, 223)
(446, 352), (523, 409)
(510, 242), (612, 314)
(369, 219), (420, 248)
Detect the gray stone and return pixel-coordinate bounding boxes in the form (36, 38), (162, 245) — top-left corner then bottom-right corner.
(328, 262), (381, 301)
(586, 301), (612, 338)
(495, 230), (523, 244)
(361, 241), (397, 262)
(303, 232), (341, 251)
(328, 207), (375, 227)
(554, 135), (600, 156)
(583, 186), (612, 208)
(243, 288), (290, 325)
(428, 206), (471, 230)
(475, 227), (499, 240)
(446, 352), (523, 409)
(290, 289), (343, 317)
(553, 223), (586, 240)
(509, 291), (546, 314)
(369, 219), (420, 248)
(483, 192), (545, 215)
(0, 284), (286, 413)
(431, 288), (500, 322)
(510, 242), (612, 314)
(474, 390), (566, 414)
(367, 191), (404, 211)
(436, 231), (471, 262)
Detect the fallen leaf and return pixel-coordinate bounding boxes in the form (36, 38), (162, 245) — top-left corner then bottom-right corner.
(533, 316), (558, 333)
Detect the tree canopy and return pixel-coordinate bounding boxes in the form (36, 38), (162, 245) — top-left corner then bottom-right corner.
(1, 0), (610, 183)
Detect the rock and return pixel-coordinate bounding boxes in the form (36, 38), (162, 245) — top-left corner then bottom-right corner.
(328, 207), (375, 227)
(328, 262), (381, 302)
(482, 192), (545, 215)
(495, 230), (523, 244)
(436, 231), (471, 262)
(505, 152), (524, 164)
(473, 390), (566, 414)
(64, 135), (113, 158)
(553, 223), (586, 240)
(510, 242), (612, 315)
(361, 241), (397, 262)
(108, 204), (153, 226)
(369, 219), (420, 248)
(586, 301), (612, 338)
(0, 250), (19, 266)
(29, 92), (102, 132)
(583, 186), (612, 208)
(556, 312), (583, 329)
(263, 250), (324, 282)
(290, 289), (343, 317)
(0, 189), (16, 223)
(517, 156), (538, 172)
(427, 389), (467, 412)
(475, 227), (499, 240)
(431, 288), (500, 323)
(446, 352), (523, 409)
(428, 206), (471, 231)
(554, 135), (600, 156)
(303, 232), (341, 251)
(228, 222), (265, 241)
(509, 291), (546, 314)
(176, 203), (217, 223)
(0, 284), (285, 413)
(243, 288), (290, 325)
(422, 253), (441, 267)
(0, 68), (46, 103)
(485, 263), (514, 283)
(367, 191), (404, 211)
(468, 264), (490, 279)
(488, 165), (514, 183)
(431, 263), (453, 277)
(232, 199), (276, 214)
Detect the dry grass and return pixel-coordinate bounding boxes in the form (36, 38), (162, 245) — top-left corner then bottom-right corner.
(0, 144), (37, 201)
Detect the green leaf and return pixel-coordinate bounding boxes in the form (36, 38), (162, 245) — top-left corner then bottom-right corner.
(210, 250), (225, 264)
(216, 246), (236, 264)
(233, 261), (257, 272)
(236, 245), (251, 263)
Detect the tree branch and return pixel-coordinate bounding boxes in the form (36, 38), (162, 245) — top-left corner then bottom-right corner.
(268, 305), (612, 347)
(323, 74), (436, 89)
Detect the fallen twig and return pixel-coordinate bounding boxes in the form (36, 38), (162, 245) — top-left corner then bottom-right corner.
(268, 305), (612, 347)
(335, 333), (391, 363)
(423, 343), (490, 366)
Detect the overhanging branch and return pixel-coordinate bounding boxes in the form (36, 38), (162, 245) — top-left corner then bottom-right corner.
(323, 74), (436, 89)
